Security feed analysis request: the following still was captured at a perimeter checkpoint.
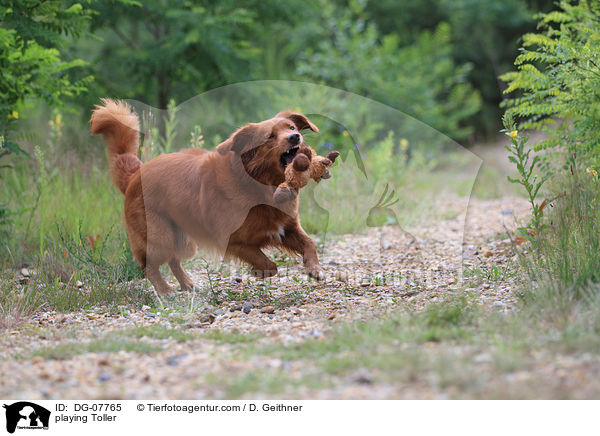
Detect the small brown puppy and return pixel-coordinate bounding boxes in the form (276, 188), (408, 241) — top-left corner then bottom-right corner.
(91, 99), (326, 294)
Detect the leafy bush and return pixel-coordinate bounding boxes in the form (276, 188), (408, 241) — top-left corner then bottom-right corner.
(297, 3), (481, 141)
(0, 1), (91, 139)
(501, 0), (600, 166)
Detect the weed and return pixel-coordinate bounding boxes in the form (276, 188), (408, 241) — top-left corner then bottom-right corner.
(27, 338), (161, 361)
(201, 329), (259, 344)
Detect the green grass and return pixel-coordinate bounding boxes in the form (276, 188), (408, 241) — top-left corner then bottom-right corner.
(118, 325), (197, 343)
(27, 338), (162, 361)
(201, 329), (260, 344)
(465, 263), (516, 286)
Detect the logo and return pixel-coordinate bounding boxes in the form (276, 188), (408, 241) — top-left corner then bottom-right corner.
(2, 402), (50, 434)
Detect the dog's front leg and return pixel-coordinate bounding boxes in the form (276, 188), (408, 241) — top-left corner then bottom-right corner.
(281, 225), (325, 280)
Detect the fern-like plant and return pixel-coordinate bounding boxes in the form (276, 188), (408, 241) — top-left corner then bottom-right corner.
(501, 0), (600, 167)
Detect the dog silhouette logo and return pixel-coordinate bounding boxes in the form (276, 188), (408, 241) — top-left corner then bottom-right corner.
(3, 402), (50, 433)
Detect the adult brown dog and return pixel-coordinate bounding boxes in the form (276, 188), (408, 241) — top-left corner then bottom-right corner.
(90, 99), (326, 295)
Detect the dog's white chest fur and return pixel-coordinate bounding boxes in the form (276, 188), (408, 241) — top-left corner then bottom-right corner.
(266, 225), (285, 243)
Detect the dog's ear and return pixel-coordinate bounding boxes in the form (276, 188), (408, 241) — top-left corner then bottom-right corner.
(276, 111), (319, 133)
(217, 123), (263, 155)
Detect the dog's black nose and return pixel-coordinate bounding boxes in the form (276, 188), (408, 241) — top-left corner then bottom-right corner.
(287, 133), (301, 145)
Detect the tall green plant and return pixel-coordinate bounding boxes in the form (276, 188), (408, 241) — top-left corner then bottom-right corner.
(502, 115), (558, 237)
(501, 0), (600, 166)
(0, 1), (92, 142)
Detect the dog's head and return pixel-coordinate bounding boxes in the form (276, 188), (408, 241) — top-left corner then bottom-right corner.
(217, 111), (319, 186)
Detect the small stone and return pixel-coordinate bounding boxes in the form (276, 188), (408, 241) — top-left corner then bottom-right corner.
(75, 280), (84, 288)
(354, 369), (373, 385)
(474, 353), (492, 364)
(98, 357), (110, 366)
(290, 307), (302, 316)
(233, 276), (243, 283)
(98, 373), (111, 382)
(141, 305), (151, 311)
(230, 303), (243, 312)
(501, 209), (513, 215)
(483, 251), (493, 257)
(166, 354), (187, 367)
(198, 313), (216, 324)
(243, 302), (253, 314)
(482, 283), (491, 289)
(335, 271), (349, 282)
(20, 268), (30, 277)
(328, 312), (336, 320)
(261, 306), (275, 314)
(493, 301), (503, 308)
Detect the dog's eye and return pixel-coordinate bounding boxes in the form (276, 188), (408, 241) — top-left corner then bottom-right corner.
(268, 134), (275, 139)
(290, 126), (295, 130)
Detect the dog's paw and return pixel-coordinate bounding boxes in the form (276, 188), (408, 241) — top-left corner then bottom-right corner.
(251, 268), (278, 279)
(307, 266), (326, 281)
(273, 186), (298, 204)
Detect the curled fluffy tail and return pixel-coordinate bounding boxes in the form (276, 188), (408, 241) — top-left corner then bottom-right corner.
(90, 98), (142, 194)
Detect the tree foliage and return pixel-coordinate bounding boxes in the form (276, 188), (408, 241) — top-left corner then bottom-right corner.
(501, 0), (600, 165)
(0, 0), (92, 154)
(297, 1), (481, 140)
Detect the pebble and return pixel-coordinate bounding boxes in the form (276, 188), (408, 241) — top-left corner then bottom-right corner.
(75, 280), (84, 288)
(198, 313), (216, 324)
(493, 301), (503, 308)
(243, 303), (253, 314)
(98, 373), (111, 382)
(334, 271), (349, 282)
(230, 303), (243, 312)
(261, 306), (275, 314)
(20, 268), (30, 277)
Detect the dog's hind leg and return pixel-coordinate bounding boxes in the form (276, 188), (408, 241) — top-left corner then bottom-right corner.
(168, 259), (195, 291)
(145, 263), (174, 295)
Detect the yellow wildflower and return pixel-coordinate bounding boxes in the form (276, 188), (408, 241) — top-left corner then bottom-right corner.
(509, 130), (518, 139)
(342, 130), (349, 137)
(0, 135), (4, 143)
(400, 138), (409, 150)
(12, 111), (18, 119)
(586, 168), (598, 178)
(55, 113), (62, 126)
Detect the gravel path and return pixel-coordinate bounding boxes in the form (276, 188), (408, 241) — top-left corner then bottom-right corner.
(0, 194), (538, 399)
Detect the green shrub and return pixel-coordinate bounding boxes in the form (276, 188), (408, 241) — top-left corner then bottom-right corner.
(297, 3), (481, 141)
(501, 0), (600, 166)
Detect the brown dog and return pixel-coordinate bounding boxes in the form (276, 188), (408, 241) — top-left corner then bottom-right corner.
(90, 99), (326, 295)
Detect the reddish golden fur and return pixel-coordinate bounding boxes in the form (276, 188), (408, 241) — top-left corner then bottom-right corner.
(91, 100), (325, 294)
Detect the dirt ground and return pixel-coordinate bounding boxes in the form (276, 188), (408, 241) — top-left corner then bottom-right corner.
(0, 192), (538, 399)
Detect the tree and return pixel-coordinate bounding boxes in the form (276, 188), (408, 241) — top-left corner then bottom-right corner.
(79, 0), (312, 109)
(0, 0), (91, 156)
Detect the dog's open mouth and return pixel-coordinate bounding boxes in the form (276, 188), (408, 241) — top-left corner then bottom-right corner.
(279, 146), (300, 169)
